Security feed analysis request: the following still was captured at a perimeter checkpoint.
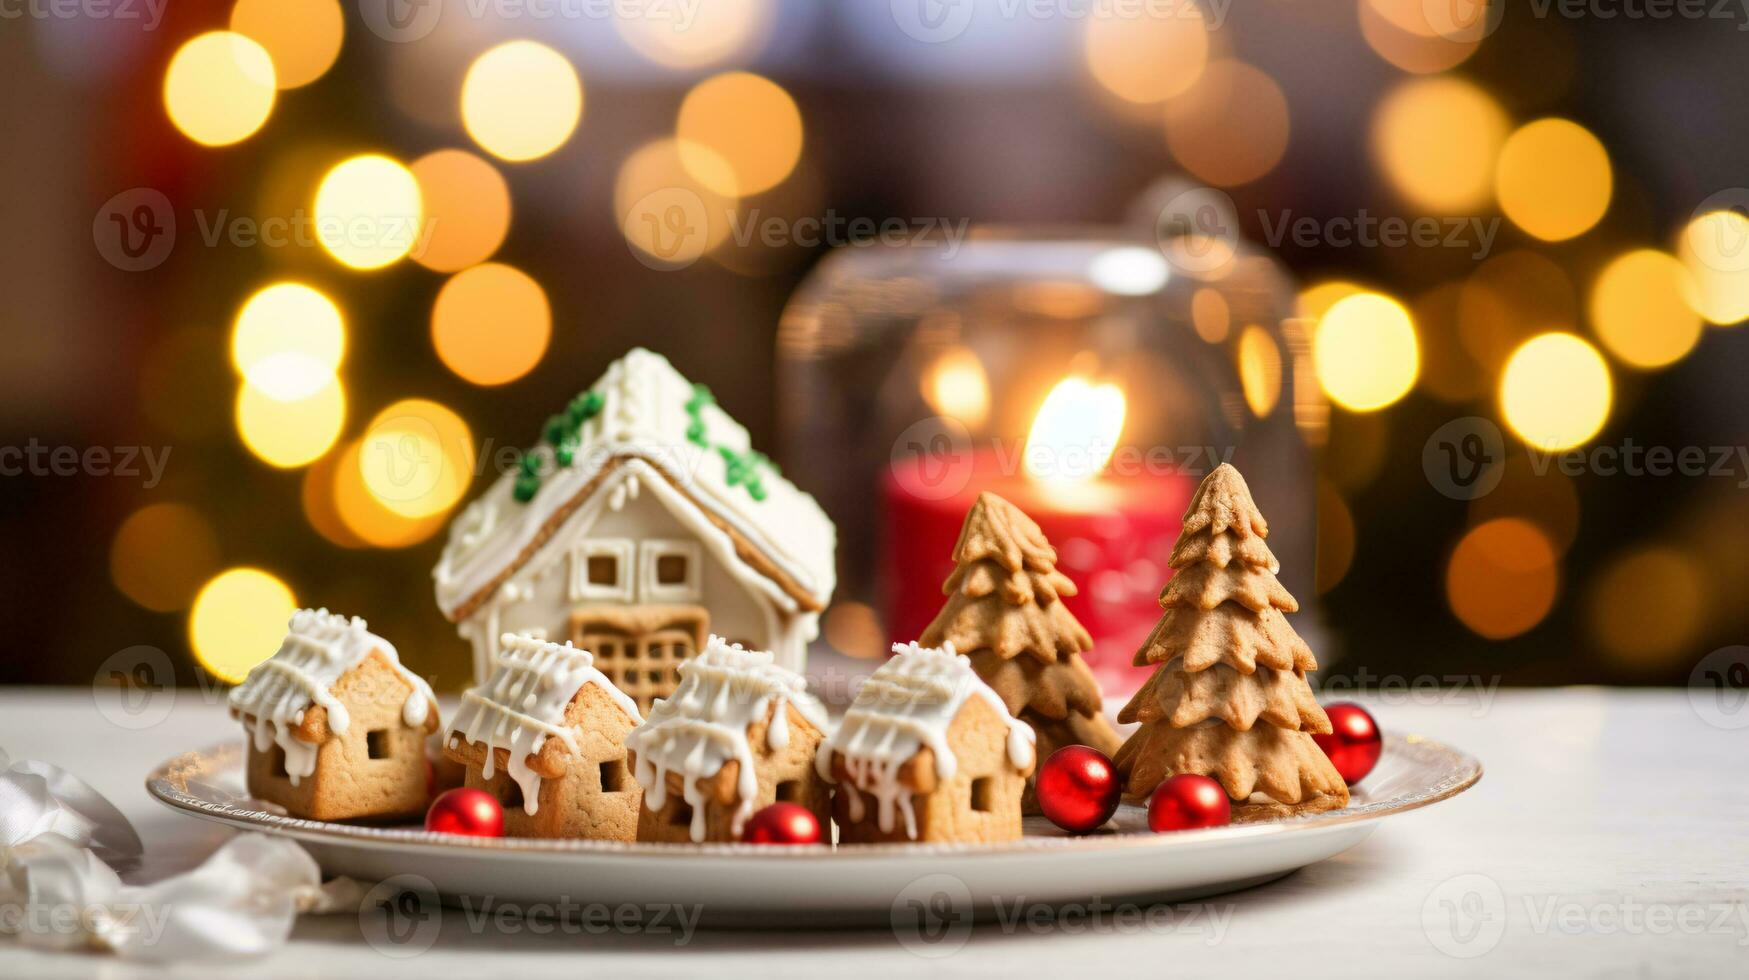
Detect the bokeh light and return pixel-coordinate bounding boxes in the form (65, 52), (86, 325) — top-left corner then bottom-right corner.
(431, 263), (551, 386)
(1163, 60), (1290, 187)
(1191, 287), (1230, 343)
(1469, 454), (1582, 555)
(1083, 1), (1209, 104)
(231, 282), (346, 401)
(1358, 0), (1482, 74)
(313, 154), (423, 270)
(461, 40), (583, 163)
(301, 450), (365, 549)
(1499, 332), (1612, 450)
(229, 0), (343, 89)
(163, 32), (276, 147)
(1313, 293), (1420, 411)
(823, 601), (887, 660)
(615, 0), (771, 69)
(922, 345), (991, 429)
(331, 439), (447, 548)
(189, 568), (298, 683)
(1446, 518), (1558, 639)
(1587, 546), (1707, 669)
(357, 399), (475, 519)
(1298, 280), (1364, 322)
(1496, 118), (1612, 241)
(677, 72), (802, 197)
(1589, 249), (1702, 369)
(1237, 325), (1282, 417)
(1677, 209), (1749, 325)
(1372, 76), (1506, 212)
(1458, 250), (1577, 373)
(111, 504), (221, 612)
(409, 149), (512, 272)
(236, 375), (346, 468)
(1315, 480), (1355, 595)
(614, 138), (740, 268)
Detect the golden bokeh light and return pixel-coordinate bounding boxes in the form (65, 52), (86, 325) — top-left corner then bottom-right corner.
(1372, 76), (1506, 212)
(313, 154), (423, 270)
(614, 138), (740, 268)
(163, 31), (276, 147)
(357, 399), (475, 519)
(236, 375), (346, 468)
(332, 440), (447, 548)
(111, 504), (222, 613)
(1446, 518), (1558, 640)
(409, 149), (512, 272)
(461, 40), (583, 163)
(189, 567), (298, 683)
(229, 0), (343, 89)
(231, 282), (346, 401)
(1083, 1), (1209, 104)
(1238, 325), (1282, 417)
(1677, 209), (1749, 325)
(1496, 118), (1612, 241)
(823, 601), (888, 660)
(1469, 453), (1582, 555)
(1499, 332), (1612, 451)
(1163, 60), (1290, 187)
(615, 0), (771, 69)
(1315, 480), (1355, 595)
(301, 450), (366, 549)
(677, 72), (802, 197)
(1457, 249), (1577, 372)
(1589, 249), (1703, 369)
(1298, 280), (1364, 322)
(1191, 287), (1231, 343)
(1358, 0), (1481, 74)
(431, 263), (551, 386)
(1313, 292), (1420, 411)
(1587, 547), (1707, 669)
(922, 345), (991, 429)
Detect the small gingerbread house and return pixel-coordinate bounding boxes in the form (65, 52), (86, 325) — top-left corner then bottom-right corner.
(230, 609), (439, 822)
(821, 642), (1036, 844)
(445, 633), (644, 839)
(433, 348), (836, 712)
(626, 637), (830, 843)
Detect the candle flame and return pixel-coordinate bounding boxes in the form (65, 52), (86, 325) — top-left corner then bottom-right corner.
(1024, 376), (1126, 484)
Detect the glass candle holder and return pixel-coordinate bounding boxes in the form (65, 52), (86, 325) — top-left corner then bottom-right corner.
(778, 225), (1320, 696)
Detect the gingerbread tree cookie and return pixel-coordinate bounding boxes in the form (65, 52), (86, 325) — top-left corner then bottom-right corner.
(919, 492), (1122, 775)
(1112, 464), (1349, 819)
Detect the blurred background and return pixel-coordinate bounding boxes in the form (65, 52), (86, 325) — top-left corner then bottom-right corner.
(3, 0), (1746, 695)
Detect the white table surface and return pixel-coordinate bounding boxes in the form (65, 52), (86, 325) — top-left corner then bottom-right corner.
(1, 686), (1744, 978)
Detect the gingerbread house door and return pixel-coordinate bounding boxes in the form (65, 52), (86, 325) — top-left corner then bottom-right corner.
(569, 606), (708, 711)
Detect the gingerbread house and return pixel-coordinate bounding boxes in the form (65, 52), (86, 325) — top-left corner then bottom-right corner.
(444, 633), (645, 839)
(626, 637), (831, 843)
(821, 642), (1036, 844)
(229, 609), (439, 822)
(433, 348), (836, 711)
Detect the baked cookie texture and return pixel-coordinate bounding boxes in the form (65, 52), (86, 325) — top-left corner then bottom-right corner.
(918, 492), (1121, 811)
(822, 642), (1036, 845)
(1113, 465), (1349, 818)
(445, 633), (645, 841)
(230, 610), (439, 822)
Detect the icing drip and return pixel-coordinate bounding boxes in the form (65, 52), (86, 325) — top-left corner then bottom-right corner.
(447, 633), (642, 815)
(818, 641), (1036, 839)
(229, 609), (436, 787)
(625, 637), (827, 842)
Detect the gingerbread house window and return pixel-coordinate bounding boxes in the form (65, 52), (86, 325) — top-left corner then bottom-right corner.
(775, 779), (802, 803)
(570, 540), (634, 602)
(496, 779), (524, 811)
(970, 777), (994, 813)
(598, 758), (629, 793)
(639, 540), (702, 603)
(366, 729), (391, 760)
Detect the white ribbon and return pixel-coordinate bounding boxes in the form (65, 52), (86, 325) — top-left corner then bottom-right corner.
(0, 747), (361, 961)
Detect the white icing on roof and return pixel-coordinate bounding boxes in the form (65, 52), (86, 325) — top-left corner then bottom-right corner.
(432, 348), (836, 619)
(229, 609), (436, 786)
(626, 636), (828, 842)
(446, 633), (643, 815)
(818, 641), (1036, 839)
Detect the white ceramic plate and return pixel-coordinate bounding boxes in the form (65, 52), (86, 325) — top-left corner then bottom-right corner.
(147, 734), (1479, 926)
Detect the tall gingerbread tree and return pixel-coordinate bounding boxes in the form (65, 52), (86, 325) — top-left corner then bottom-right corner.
(920, 492), (1122, 772)
(1112, 464), (1349, 818)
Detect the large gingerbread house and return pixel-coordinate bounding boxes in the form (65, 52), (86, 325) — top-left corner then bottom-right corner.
(230, 609), (439, 822)
(821, 642), (1037, 844)
(434, 348), (836, 710)
(626, 637), (831, 843)
(444, 633), (645, 840)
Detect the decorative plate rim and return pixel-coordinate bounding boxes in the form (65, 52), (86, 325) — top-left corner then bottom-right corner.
(146, 733), (1481, 859)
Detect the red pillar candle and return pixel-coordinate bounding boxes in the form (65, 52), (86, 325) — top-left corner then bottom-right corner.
(883, 450), (1193, 697)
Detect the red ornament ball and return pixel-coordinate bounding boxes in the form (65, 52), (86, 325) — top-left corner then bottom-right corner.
(1312, 702), (1382, 785)
(1036, 745), (1121, 834)
(742, 803), (821, 845)
(425, 788), (504, 837)
(1147, 774), (1232, 832)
